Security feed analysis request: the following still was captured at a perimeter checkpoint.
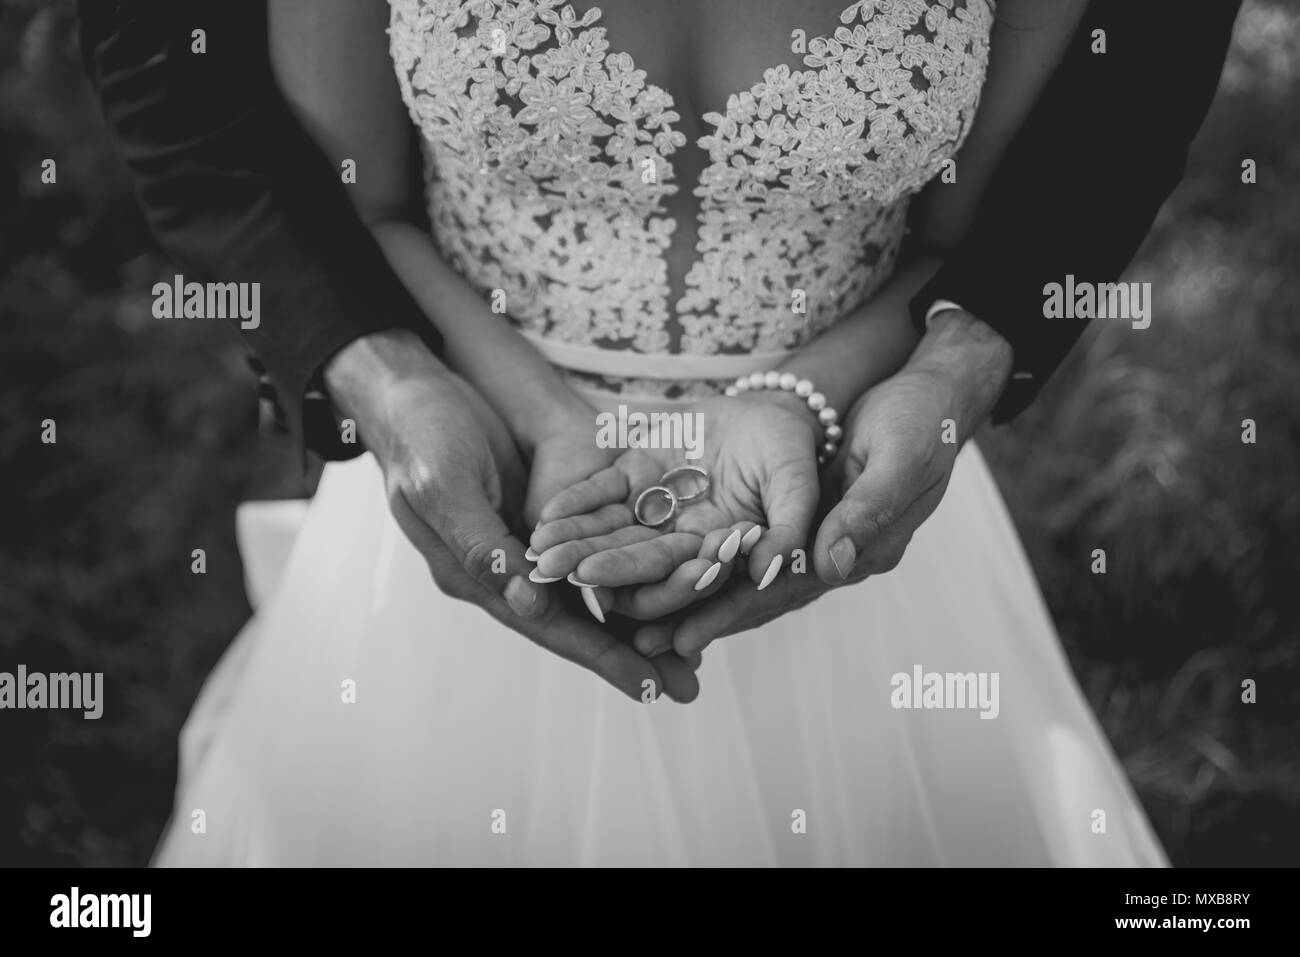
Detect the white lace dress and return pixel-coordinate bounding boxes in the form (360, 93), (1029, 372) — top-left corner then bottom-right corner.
(155, 0), (1168, 866)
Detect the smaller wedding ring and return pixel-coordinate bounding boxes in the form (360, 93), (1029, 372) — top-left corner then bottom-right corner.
(634, 486), (677, 528)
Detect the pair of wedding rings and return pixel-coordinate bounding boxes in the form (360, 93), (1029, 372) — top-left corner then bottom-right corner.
(633, 465), (710, 528)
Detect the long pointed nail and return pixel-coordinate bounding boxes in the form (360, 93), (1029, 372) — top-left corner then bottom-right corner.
(694, 561), (723, 592)
(757, 554), (783, 591)
(567, 572), (595, 587)
(740, 525), (763, 554)
(580, 586), (605, 623)
(718, 529), (743, 563)
(525, 546), (540, 562)
(528, 569), (563, 584)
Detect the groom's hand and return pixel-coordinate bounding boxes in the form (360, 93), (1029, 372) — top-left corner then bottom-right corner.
(325, 329), (544, 614)
(323, 329), (696, 702)
(811, 309), (1013, 584)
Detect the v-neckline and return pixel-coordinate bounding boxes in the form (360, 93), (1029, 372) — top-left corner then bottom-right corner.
(557, 0), (854, 152)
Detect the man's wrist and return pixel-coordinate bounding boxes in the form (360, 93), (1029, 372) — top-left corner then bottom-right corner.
(909, 309), (1014, 435)
(320, 328), (451, 463)
(323, 328), (445, 416)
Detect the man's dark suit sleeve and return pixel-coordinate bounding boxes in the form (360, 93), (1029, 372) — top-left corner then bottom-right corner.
(910, 0), (1242, 424)
(78, 0), (442, 460)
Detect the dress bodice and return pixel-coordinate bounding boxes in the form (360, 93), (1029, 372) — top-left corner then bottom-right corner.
(389, 0), (994, 397)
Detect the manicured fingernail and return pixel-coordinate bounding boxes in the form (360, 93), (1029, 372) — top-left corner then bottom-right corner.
(504, 576), (538, 617)
(567, 571), (595, 587)
(740, 525), (763, 554)
(718, 529), (743, 563)
(525, 546), (540, 562)
(580, 586), (605, 623)
(757, 554), (783, 591)
(528, 569), (563, 584)
(829, 537), (856, 582)
(694, 561), (722, 591)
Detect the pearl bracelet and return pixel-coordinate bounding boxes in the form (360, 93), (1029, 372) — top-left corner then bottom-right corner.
(724, 371), (843, 466)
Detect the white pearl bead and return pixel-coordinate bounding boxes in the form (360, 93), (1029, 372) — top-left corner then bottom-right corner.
(724, 386), (739, 397)
(818, 407), (838, 426)
(808, 392), (827, 411)
(733, 376), (750, 392)
(795, 379), (814, 398)
(822, 442), (838, 457)
(749, 372), (766, 390)
(825, 424), (843, 442)
(779, 372), (798, 391)
(763, 370), (782, 390)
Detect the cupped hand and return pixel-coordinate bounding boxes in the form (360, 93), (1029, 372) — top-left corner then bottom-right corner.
(325, 331), (700, 702)
(527, 391), (824, 622)
(626, 371), (957, 659)
(648, 311), (1015, 659)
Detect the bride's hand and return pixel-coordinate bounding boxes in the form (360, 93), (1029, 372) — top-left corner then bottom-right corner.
(527, 391), (823, 617)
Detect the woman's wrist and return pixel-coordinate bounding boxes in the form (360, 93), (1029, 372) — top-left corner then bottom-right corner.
(773, 259), (936, 414)
(726, 372), (843, 463)
(510, 383), (597, 457)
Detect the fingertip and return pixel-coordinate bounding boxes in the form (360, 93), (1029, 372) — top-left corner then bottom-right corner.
(669, 674), (700, 704)
(535, 544), (580, 578)
(746, 540), (777, 584)
(693, 560), (723, 592)
(672, 625), (712, 660)
(756, 553), (783, 591)
(652, 651), (700, 704)
(696, 527), (732, 563)
(505, 575), (548, 618)
(823, 535), (856, 584)
(717, 526), (744, 564)
(571, 583), (603, 622)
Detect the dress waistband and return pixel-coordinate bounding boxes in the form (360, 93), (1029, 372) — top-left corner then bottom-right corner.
(521, 330), (793, 381)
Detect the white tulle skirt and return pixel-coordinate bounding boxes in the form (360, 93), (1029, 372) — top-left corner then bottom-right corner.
(154, 441), (1167, 866)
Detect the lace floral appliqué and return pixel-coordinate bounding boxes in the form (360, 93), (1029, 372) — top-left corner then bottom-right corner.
(389, 0), (993, 396)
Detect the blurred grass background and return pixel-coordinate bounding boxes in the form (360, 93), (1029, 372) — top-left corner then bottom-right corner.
(1, 0), (1297, 866)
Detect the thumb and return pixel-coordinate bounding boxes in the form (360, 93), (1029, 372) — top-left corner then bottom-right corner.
(812, 438), (923, 586)
(402, 474), (548, 619)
